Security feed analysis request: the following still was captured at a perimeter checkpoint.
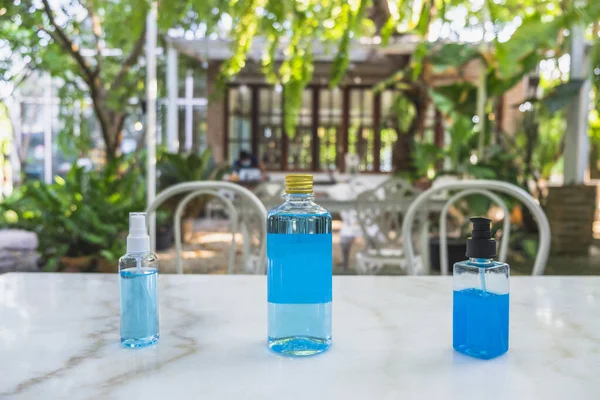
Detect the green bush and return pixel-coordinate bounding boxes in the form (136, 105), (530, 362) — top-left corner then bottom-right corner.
(0, 157), (146, 271)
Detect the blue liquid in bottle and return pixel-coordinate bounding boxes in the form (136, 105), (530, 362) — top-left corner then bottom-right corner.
(453, 287), (509, 359)
(119, 213), (160, 348)
(120, 265), (159, 348)
(453, 217), (509, 360)
(267, 175), (332, 356)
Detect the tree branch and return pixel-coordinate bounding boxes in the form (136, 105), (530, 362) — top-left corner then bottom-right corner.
(0, 67), (32, 103)
(369, 0), (391, 32)
(84, 0), (103, 78)
(40, 0), (96, 86)
(111, 24), (147, 91)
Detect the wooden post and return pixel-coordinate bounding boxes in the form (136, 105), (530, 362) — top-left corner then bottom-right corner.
(340, 87), (350, 171)
(311, 87), (320, 171)
(373, 92), (381, 172)
(251, 86), (259, 158)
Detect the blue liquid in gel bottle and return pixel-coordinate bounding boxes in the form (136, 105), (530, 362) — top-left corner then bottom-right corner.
(119, 213), (160, 348)
(453, 217), (509, 360)
(267, 174), (332, 356)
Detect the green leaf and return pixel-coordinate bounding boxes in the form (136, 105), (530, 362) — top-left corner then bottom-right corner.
(380, 17), (396, 46)
(99, 249), (119, 262)
(495, 16), (561, 79)
(431, 82), (478, 116)
(82, 232), (106, 246)
(467, 165), (498, 179)
(411, 41), (429, 80)
(541, 79), (585, 114)
(55, 176), (66, 186)
(415, 1), (431, 36)
(43, 258), (60, 272)
(429, 43), (481, 74)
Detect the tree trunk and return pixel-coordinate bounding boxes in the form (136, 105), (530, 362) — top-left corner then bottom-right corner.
(106, 112), (127, 160)
(393, 130), (415, 174)
(90, 99), (128, 161)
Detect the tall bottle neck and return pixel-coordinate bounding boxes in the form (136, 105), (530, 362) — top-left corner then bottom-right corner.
(284, 193), (314, 203)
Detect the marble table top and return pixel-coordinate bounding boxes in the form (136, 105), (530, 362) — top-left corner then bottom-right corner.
(1, 273), (599, 400)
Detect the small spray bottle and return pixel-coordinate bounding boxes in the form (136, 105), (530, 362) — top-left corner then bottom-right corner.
(119, 212), (160, 348)
(453, 217), (509, 359)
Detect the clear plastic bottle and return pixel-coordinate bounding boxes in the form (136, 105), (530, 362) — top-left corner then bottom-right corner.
(119, 213), (160, 348)
(267, 174), (332, 356)
(453, 217), (509, 359)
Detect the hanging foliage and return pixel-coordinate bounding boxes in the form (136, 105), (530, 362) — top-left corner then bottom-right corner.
(3, 0), (600, 149)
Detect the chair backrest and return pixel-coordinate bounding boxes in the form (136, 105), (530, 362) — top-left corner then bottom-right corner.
(401, 180), (550, 276)
(253, 182), (284, 210)
(438, 189), (510, 275)
(236, 197), (268, 274)
(174, 189), (238, 274)
(146, 181), (267, 274)
(356, 178), (422, 252)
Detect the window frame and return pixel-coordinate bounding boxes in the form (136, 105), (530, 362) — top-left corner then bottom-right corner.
(224, 83), (422, 173)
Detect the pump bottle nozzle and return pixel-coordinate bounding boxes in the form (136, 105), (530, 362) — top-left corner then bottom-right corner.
(127, 212), (150, 254)
(466, 217), (496, 259)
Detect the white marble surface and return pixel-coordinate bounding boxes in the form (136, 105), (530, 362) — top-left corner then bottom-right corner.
(1, 273), (599, 399)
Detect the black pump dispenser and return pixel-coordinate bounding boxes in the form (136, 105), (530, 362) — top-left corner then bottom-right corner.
(465, 217), (497, 259)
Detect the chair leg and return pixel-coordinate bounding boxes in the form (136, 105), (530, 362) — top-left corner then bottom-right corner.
(370, 261), (383, 275)
(340, 236), (355, 270)
(240, 221), (251, 272)
(356, 256), (367, 275)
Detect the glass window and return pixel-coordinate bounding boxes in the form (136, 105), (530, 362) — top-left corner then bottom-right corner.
(258, 87), (283, 170)
(348, 88), (374, 171)
(380, 90), (399, 172)
(288, 89), (313, 170)
(228, 86), (252, 164)
(318, 88), (341, 170)
(193, 106), (207, 151)
(223, 84), (401, 173)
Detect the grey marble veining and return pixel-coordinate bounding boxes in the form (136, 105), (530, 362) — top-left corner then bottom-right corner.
(1, 273), (599, 399)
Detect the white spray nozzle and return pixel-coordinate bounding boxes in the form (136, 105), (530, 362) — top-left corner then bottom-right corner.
(127, 212), (150, 253)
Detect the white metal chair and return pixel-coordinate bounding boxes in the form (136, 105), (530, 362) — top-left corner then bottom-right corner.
(205, 189), (234, 220)
(174, 190), (238, 274)
(355, 178), (424, 274)
(401, 180), (551, 276)
(146, 181), (267, 274)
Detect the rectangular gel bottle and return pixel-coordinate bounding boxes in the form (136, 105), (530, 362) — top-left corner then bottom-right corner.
(119, 212), (160, 348)
(267, 174), (332, 356)
(453, 217), (509, 359)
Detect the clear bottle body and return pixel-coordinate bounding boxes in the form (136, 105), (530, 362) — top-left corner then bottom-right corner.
(453, 258), (509, 359)
(119, 252), (160, 348)
(267, 193), (332, 356)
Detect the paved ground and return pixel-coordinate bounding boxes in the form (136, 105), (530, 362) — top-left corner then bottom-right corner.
(156, 220), (600, 276)
(156, 219), (367, 275)
(4, 221), (600, 275)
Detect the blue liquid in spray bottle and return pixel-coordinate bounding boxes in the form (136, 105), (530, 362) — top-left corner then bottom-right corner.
(119, 213), (160, 348)
(453, 217), (509, 359)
